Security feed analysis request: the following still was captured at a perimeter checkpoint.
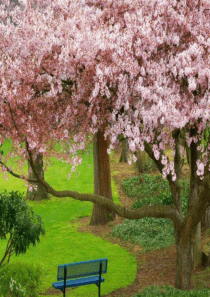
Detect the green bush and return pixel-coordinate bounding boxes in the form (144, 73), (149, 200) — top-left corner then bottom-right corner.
(0, 190), (45, 266)
(0, 262), (43, 297)
(133, 285), (210, 296)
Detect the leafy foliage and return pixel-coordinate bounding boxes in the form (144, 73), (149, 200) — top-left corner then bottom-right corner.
(133, 285), (210, 297)
(0, 190), (45, 266)
(0, 262), (43, 297)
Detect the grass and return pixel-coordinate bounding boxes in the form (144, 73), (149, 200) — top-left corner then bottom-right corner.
(0, 140), (136, 296)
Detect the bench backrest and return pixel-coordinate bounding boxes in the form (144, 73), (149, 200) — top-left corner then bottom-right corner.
(57, 258), (108, 281)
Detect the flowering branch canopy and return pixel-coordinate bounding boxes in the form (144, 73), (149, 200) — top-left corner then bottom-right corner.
(0, 0), (210, 181)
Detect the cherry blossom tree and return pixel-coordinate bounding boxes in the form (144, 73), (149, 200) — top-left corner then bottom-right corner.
(1, 0), (210, 291)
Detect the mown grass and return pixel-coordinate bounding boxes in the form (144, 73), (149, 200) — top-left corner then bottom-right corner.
(0, 140), (136, 296)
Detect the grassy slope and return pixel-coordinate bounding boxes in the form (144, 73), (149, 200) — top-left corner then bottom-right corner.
(0, 141), (136, 296)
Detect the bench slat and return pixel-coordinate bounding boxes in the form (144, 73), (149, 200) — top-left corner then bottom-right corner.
(53, 275), (105, 290)
(57, 258), (107, 280)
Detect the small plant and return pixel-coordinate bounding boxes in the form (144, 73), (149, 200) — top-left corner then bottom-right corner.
(0, 262), (43, 297)
(0, 190), (45, 266)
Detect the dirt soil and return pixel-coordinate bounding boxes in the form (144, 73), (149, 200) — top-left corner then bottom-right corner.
(77, 147), (209, 297)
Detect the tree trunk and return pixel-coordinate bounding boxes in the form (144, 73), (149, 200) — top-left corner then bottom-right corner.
(26, 153), (49, 201)
(135, 149), (157, 173)
(193, 222), (202, 268)
(90, 129), (115, 225)
(184, 127), (202, 269)
(119, 138), (129, 163)
(175, 231), (195, 290)
(201, 206), (210, 230)
(183, 127), (210, 230)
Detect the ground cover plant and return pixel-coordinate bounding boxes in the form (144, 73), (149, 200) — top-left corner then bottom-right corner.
(0, 141), (136, 297)
(110, 174), (189, 251)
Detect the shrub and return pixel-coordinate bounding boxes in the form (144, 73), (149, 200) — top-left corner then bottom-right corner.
(0, 262), (43, 297)
(0, 190), (45, 266)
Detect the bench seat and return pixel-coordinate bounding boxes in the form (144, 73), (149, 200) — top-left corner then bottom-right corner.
(53, 275), (105, 290)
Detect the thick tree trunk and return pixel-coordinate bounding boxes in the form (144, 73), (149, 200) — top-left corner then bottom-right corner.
(175, 232), (195, 290)
(119, 138), (129, 163)
(90, 130), (115, 225)
(187, 127), (202, 268)
(183, 127), (210, 230)
(26, 153), (49, 201)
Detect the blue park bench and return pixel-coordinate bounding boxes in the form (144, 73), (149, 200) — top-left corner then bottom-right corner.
(52, 258), (108, 297)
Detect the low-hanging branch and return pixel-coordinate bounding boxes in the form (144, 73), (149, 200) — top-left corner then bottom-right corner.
(0, 161), (37, 183)
(22, 139), (180, 222)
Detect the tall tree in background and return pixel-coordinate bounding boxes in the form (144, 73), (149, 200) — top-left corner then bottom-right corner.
(119, 137), (129, 163)
(1, 0), (210, 290)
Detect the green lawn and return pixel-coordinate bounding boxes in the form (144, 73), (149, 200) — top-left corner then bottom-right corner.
(0, 141), (136, 296)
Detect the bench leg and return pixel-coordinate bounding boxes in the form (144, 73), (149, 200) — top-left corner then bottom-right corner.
(98, 283), (100, 297)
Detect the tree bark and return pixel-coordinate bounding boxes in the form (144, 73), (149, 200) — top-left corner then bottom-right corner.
(201, 205), (210, 230)
(193, 222), (202, 268)
(175, 230), (195, 290)
(187, 127), (202, 268)
(26, 153), (49, 201)
(119, 138), (129, 163)
(90, 129), (115, 225)
(182, 127), (210, 230)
